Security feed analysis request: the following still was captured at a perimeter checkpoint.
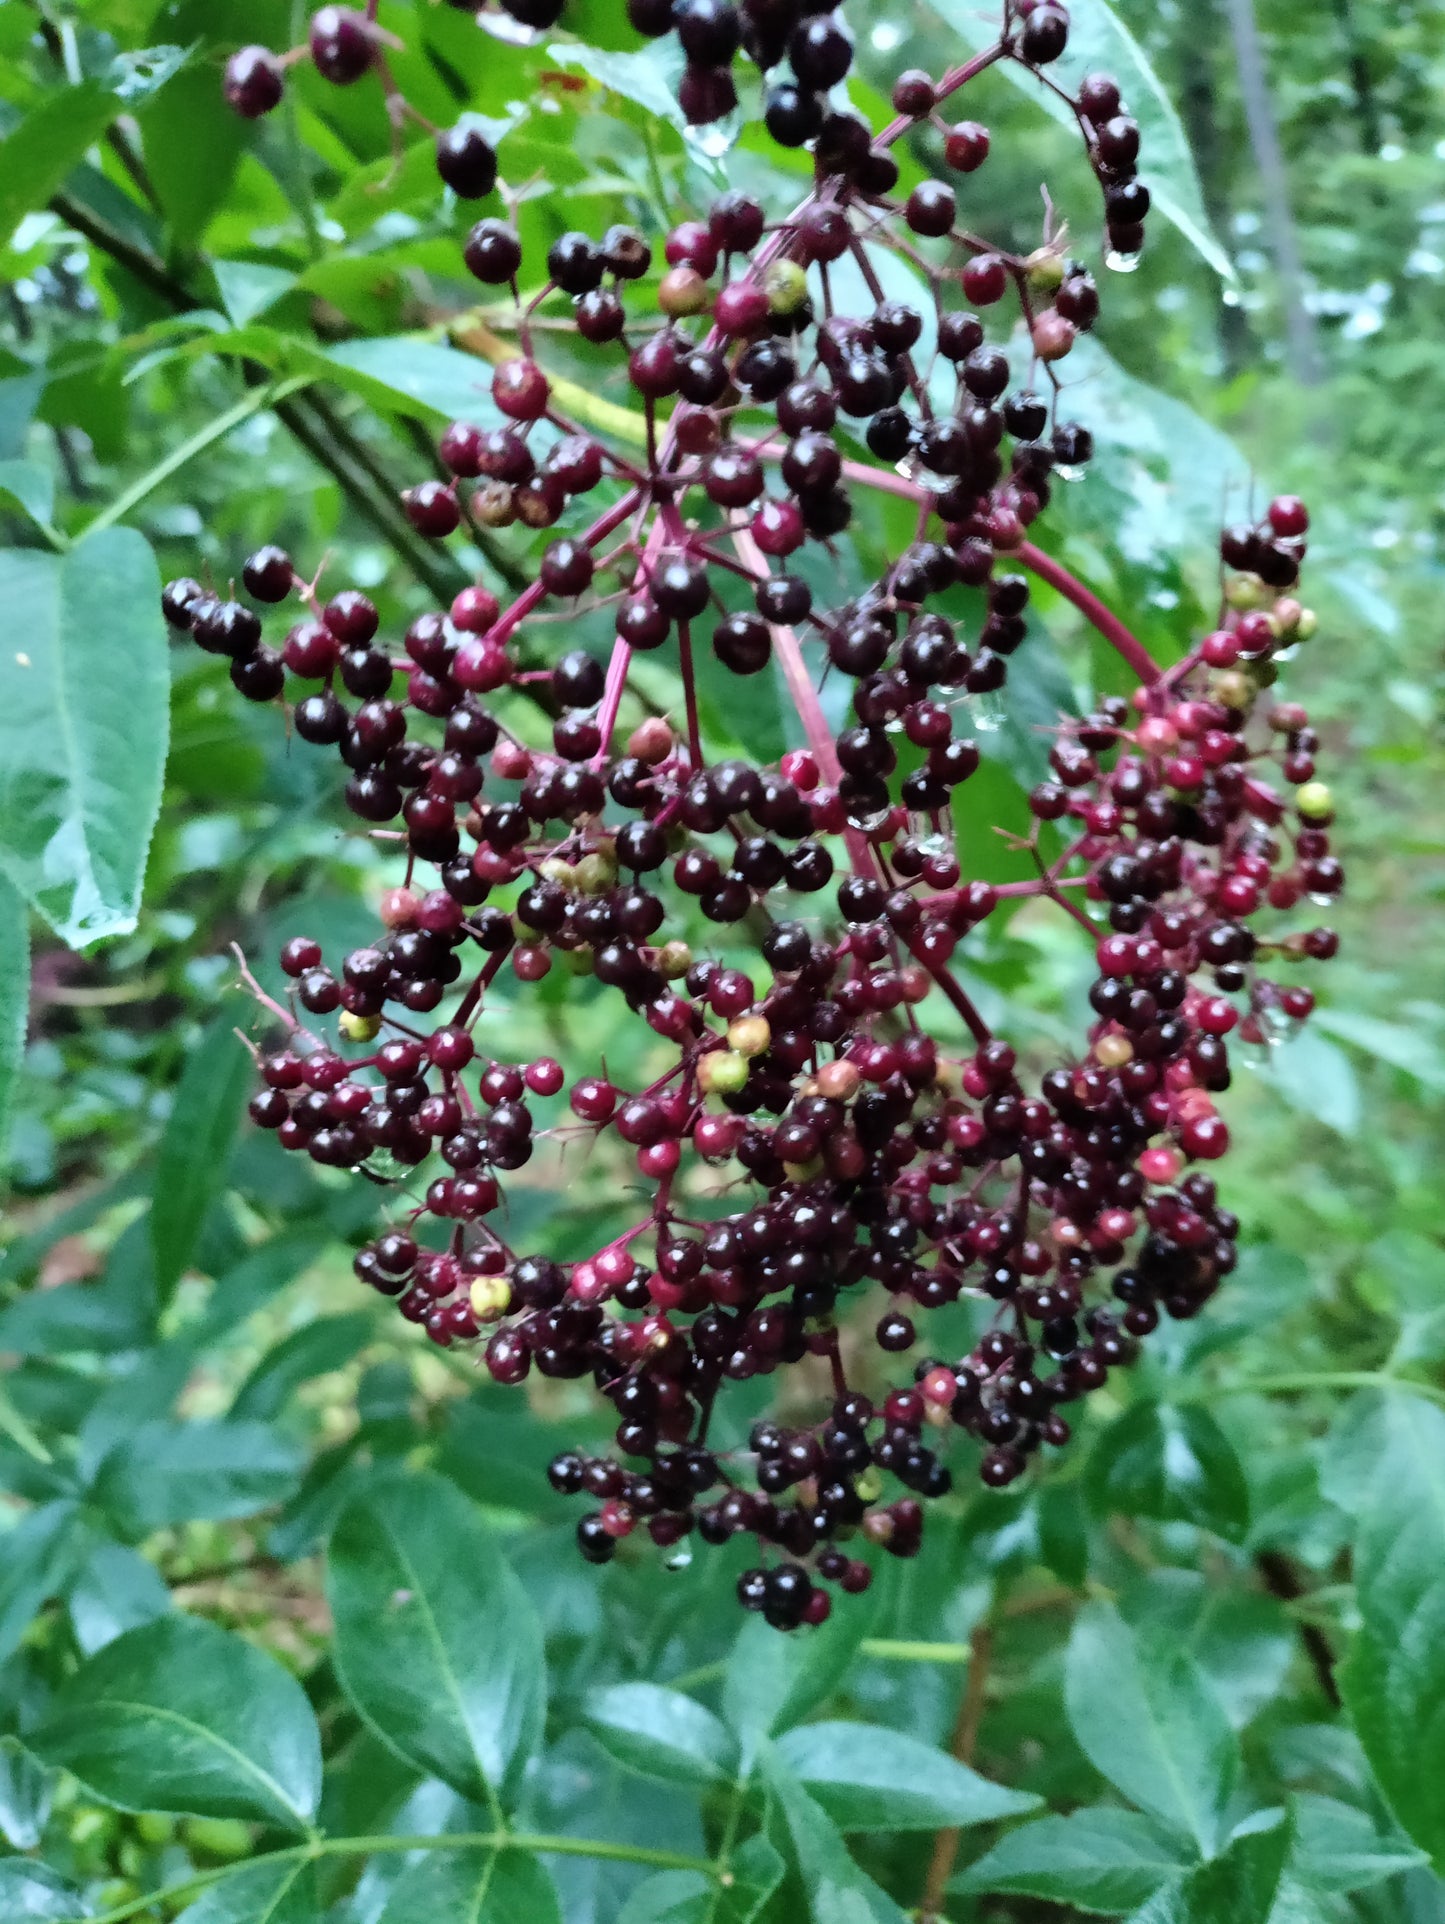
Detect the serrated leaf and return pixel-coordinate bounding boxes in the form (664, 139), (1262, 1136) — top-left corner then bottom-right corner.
(327, 1467), (545, 1808)
(0, 1500), (93, 1667)
(0, 84), (120, 248)
(1339, 1396), (1445, 1868)
(920, 0), (1233, 281)
(150, 1018), (256, 1297)
(0, 529), (169, 944)
(0, 1736), (53, 1850)
(716, 1832), (786, 1924)
(67, 1539), (172, 1655)
(583, 1683), (738, 1789)
(377, 1848), (561, 1924)
(315, 339), (502, 426)
(1291, 1792), (1427, 1893)
(0, 868), (27, 1160)
(618, 1872), (713, 1924)
(1125, 1812), (1291, 1924)
(1088, 1401), (1250, 1541)
(0, 460), (55, 529)
(230, 1312), (375, 1422)
(722, 1586), (878, 1770)
(761, 1752), (909, 1924)
(1065, 1601), (1237, 1856)
(0, 1859), (92, 1920)
(0, 1255), (155, 1357)
(213, 260), (296, 329)
(29, 1613), (322, 1832)
(775, 1720), (1040, 1832)
(956, 1807), (1194, 1913)
(172, 1859), (320, 1924)
(545, 41), (689, 136)
(89, 1419), (304, 1535)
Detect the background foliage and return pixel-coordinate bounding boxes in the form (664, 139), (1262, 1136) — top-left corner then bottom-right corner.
(0, 1), (1443, 1920)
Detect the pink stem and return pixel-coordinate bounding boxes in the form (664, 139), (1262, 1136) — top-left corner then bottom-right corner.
(830, 457), (1161, 691)
(875, 45), (1007, 148)
(676, 621), (705, 771)
(1016, 541), (1161, 688)
(491, 485), (643, 649)
(593, 510), (669, 762)
(733, 529), (993, 1045)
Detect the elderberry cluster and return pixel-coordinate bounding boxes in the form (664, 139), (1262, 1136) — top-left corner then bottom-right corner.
(174, 10), (1339, 1627)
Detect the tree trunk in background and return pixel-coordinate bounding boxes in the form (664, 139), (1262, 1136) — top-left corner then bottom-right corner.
(1174, 0), (1252, 378)
(1329, 0), (1382, 154)
(1222, 0), (1323, 386)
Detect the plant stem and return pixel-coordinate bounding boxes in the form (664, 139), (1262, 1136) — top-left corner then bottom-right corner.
(1196, 1370), (1445, 1408)
(876, 44), (1006, 147)
(828, 456), (1162, 690)
(920, 1622), (994, 1921)
(73, 1828), (720, 1924)
(83, 378), (312, 537)
(1016, 541), (1161, 687)
(1255, 1549), (1340, 1708)
(861, 1637), (972, 1664)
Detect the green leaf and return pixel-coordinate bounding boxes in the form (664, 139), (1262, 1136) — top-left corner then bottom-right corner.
(327, 1467), (546, 1808)
(151, 1018), (256, 1297)
(0, 529), (169, 945)
(0, 459), (55, 529)
(172, 1858), (320, 1924)
(1291, 1792), (1427, 1892)
(29, 1613), (322, 1832)
(0, 1250), (155, 1355)
(956, 1808), (1195, 1913)
(376, 1848), (561, 1924)
(90, 1419), (303, 1535)
(762, 1751), (909, 1924)
(0, 369), (44, 463)
(0, 1501), (93, 1667)
(544, 42), (690, 136)
(1064, 1601), (1237, 1856)
(722, 1586), (878, 1770)
(715, 1833), (786, 1924)
(192, 1230), (329, 1348)
(1126, 1813), (1291, 1924)
(314, 339), (502, 426)
(213, 260), (297, 329)
(1263, 1877), (1337, 1924)
(0, 1735), (54, 1850)
(1339, 1395), (1445, 1868)
(920, 0), (1232, 281)
(141, 65), (247, 250)
(67, 1540), (172, 1655)
(0, 1859), (92, 1921)
(0, 868), (27, 1160)
(1018, 336), (1251, 598)
(1088, 1401), (1250, 1541)
(0, 83), (121, 248)
(618, 1873), (714, 1924)
(230, 1312), (376, 1422)
(583, 1683), (739, 1789)
(775, 1720), (1040, 1832)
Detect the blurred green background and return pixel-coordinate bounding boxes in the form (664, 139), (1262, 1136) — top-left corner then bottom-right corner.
(0, 1), (1443, 1920)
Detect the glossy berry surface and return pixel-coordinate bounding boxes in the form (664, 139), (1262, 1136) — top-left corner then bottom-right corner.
(191, 0), (1339, 1629)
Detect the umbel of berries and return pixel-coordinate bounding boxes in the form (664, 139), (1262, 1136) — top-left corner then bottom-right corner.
(181, 3), (1339, 1629)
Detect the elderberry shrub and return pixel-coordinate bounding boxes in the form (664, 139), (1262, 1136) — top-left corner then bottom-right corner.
(180, 8), (1335, 1629)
